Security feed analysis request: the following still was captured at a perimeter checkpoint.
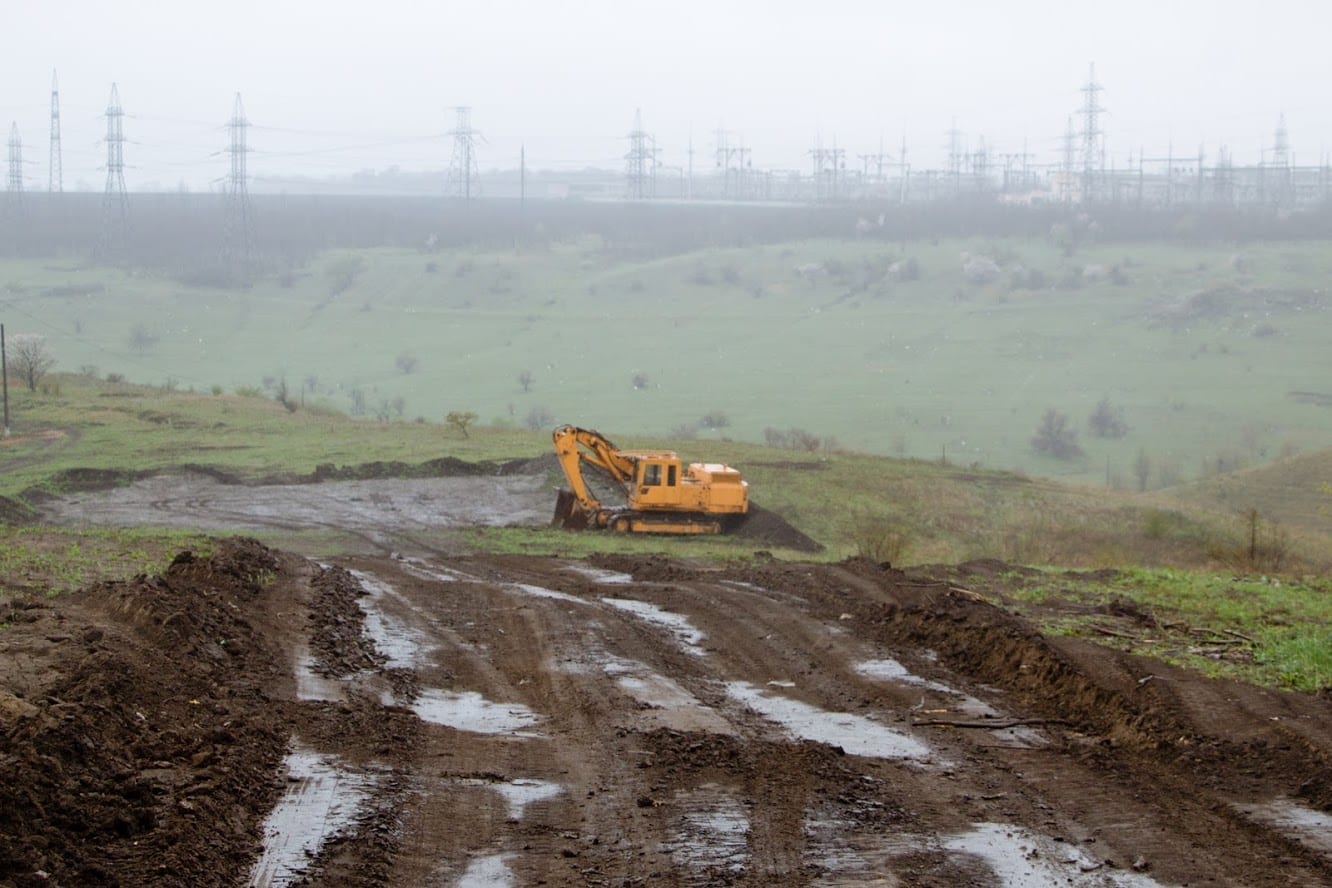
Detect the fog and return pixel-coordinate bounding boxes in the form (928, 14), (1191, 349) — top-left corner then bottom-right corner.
(2, 0), (1330, 190)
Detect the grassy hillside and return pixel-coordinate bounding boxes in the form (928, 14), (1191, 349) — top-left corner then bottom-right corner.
(3, 374), (1326, 572)
(2, 236), (1330, 488)
(4, 376), (1329, 692)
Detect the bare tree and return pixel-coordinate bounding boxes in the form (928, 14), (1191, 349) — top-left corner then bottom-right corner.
(128, 323), (159, 355)
(446, 410), (478, 438)
(518, 369), (533, 393)
(7, 334), (55, 392)
(1031, 409), (1083, 459)
(1087, 397), (1128, 438)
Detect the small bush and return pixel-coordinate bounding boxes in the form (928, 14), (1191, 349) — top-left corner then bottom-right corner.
(235, 385), (264, 398)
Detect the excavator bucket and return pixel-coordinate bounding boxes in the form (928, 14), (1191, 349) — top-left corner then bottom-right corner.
(551, 488), (588, 530)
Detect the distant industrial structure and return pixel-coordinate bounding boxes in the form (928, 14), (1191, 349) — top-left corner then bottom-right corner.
(2, 67), (1328, 214)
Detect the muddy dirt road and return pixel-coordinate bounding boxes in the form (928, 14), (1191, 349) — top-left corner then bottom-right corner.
(4, 537), (1332, 886)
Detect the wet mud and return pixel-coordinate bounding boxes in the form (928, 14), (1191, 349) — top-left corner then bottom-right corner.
(3, 541), (1332, 885)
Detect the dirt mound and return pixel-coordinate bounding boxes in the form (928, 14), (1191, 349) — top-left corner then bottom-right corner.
(731, 501), (823, 552)
(0, 539), (290, 887)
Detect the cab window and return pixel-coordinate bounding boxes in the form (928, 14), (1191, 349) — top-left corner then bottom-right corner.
(642, 464), (662, 486)
(667, 465), (677, 486)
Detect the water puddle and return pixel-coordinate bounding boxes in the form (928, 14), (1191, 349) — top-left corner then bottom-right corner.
(412, 687), (542, 737)
(725, 681), (937, 762)
(1235, 798), (1332, 856)
(248, 745), (380, 887)
(350, 569), (433, 670)
(943, 822), (1164, 887)
(664, 785), (751, 884)
(613, 663), (735, 734)
(855, 657), (954, 692)
(805, 812), (902, 885)
(856, 658), (1044, 746)
(396, 559), (464, 583)
(601, 598), (706, 655)
(503, 582), (587, 605)
(455, 853), (515, 887)
(564, 564), (635, 584)
(293, 648), (346, 702)
(495, 779), (563, 819)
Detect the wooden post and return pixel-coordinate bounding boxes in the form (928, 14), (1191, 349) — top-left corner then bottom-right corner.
(1, 323), (10, 436)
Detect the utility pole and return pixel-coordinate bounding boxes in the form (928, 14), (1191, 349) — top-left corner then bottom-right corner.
(101, 83), (129, 256)
(48, 70), (62, 193)
(1079, 63), (1105, 203)
(223, 93), (253, 266)
(1, 323), (9, 437)
(446, 106), (480, 201)
(686, 134), (694, 200)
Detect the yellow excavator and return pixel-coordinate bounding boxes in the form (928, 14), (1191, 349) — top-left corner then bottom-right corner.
(551, 424), (748, 535)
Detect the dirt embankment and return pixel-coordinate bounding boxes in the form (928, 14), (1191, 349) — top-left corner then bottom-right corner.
(0, 539), (293, 887)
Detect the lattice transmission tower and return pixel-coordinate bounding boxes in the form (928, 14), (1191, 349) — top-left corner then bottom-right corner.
(1078, 63), (1105, 202)
(625, 109), (656, 199)
(49, 70), (62, 193)
(223, 93), (254, 265)
(101, 83), (129, 255)
(7, 124), (22, 197)
(446, 106), (480, 200)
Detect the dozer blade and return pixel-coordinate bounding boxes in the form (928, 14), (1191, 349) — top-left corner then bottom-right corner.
(552, 488), (589, 530)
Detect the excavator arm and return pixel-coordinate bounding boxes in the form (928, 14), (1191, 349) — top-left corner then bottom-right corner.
(551, 425), (638, 527)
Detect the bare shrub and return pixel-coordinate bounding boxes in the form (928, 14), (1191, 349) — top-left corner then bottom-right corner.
(524, 406), (554, 431)
(851, 516), (911, 565)
(1207, 509), (1291, 573)
(1087, 398), (1128, 438)
(395, 352), (419, 374)
(128, 323), (159, 355)
(631, 373), (650, 391)
(5, 334), (55, 391)
(699, 411), (730, 431)
(518, 369), (533, 392)
(1031, 409), (1083, 459)
(445, 410), (478, 438)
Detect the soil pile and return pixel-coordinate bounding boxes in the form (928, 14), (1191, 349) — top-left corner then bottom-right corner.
(0, 539), (291, 887)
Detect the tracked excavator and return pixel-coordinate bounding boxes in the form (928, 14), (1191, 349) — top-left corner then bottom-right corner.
(551, 424), (748, 535)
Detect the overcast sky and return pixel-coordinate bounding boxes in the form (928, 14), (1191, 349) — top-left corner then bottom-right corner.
(1, 1), (1328, 191)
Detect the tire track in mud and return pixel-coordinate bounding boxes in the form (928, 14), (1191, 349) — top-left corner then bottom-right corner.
(247, 552), (1332, 887)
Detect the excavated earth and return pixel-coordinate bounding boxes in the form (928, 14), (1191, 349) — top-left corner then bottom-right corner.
(3, 471), (1332, 886)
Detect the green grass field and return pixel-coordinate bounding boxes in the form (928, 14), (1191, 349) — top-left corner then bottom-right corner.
(3, 235), (1330, 488)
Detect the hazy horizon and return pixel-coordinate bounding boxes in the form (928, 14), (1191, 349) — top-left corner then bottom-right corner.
(2, 1), (1329, 191)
